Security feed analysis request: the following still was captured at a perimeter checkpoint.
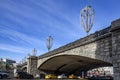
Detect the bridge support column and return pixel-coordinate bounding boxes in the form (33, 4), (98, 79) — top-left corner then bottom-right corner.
(27, 56), (38, 77)
(111, 19), (120, 80)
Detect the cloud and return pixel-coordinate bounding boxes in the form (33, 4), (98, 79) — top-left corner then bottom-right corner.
(0, 43), (45, 55)
(0, 26), (61, 55)
(0, 0), (83, 56)
(0, 26), (43, 47)
(29, 0), (81, 37)
(0, 43), (31, 54)
(0, 26), (46, 55)
(1, 1), (73, 33)
(32, 0), (81, 28)
(0, 0), (82, 39)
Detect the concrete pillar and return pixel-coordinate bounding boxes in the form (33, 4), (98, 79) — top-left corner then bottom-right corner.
(27, 56), (38, 77)
(111, 19), (120, 80)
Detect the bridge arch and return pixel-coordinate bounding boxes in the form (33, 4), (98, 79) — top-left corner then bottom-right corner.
(38, 55), (112, 74)
(21, 65), (27, 72)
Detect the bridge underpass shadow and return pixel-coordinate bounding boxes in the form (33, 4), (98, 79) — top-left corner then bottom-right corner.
(38, 55), (112, 76)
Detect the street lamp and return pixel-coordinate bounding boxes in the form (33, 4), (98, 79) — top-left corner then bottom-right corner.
(46, 36), (53, 51)
(80, 5), (94, 35)
(32, 48), (37, 56)
(27, 53), (31, 58)
(24, 57), (27, 62)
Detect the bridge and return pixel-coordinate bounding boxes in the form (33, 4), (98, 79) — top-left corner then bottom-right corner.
(37, 27), (112, 73)
(22, 19), (120, 80)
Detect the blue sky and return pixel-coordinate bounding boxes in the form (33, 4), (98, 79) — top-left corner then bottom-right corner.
(0, 0), (120, 63)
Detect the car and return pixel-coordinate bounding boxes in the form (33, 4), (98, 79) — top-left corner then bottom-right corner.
(45, 74), (57, 79)
(69, 74), (77, 79)
(57, 74), (67, 79)
(0, 71), (9, 79)
(14, 71), (34, 79)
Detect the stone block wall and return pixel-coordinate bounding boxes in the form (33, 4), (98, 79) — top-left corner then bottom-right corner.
(111, 19), (120, 80)
(95, 35), (112, 62)
(27, 56), (38, 77)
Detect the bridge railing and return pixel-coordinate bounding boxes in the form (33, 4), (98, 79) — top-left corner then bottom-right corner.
(94, 26), (110, 37)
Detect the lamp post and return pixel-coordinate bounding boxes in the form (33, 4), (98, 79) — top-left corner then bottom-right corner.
(80, 5), (94, 35)
(27, 53), (31, 58)
(46, 36), (53, 51)
(24, 57), (27, 62)
(32, 48), (37, 56)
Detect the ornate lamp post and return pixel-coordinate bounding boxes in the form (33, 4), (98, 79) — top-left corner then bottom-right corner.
(27, 53), (31, 58)
(80, 5), (94, 35)
(32, 48), (37, 56)
(46, 36), (53, 51)
(24, 57), (27, 62)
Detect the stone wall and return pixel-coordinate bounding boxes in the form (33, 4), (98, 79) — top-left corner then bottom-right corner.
(95, 35), (112, 62)
(111, 19), (120, 80)
(27, 56), (38, 77)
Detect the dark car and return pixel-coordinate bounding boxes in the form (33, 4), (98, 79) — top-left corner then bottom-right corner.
(14, 71), (34, 79)
(0, 71), (9, 79)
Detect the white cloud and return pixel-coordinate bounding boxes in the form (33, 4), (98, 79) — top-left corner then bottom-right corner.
(0, 27), (43, 47)
(0, 43), (45, 56)
(0, 27), (61, 55)
(0, 43), (30, 54)
(0, 0), (82, 39)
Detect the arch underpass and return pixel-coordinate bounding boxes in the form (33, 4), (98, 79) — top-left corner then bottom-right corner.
(38, 55), (112, 74)
(21, 65), (27, 72)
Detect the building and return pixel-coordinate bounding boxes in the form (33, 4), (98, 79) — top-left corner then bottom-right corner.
(0, 58), (16, 70)
(2, 58), (16, 64)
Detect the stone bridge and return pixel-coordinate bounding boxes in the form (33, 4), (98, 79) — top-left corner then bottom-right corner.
(22, 19), (120, 80)
(37, 26), (112, 73)
(21, 62), (27, 72)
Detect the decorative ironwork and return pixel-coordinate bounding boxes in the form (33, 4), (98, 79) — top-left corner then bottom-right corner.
(80, 5), (94, 35)
(27, 53), (31, 58)
(24, 57), (27, 62)
(46, 36), (53, 51)
(32, 48), (37, 56)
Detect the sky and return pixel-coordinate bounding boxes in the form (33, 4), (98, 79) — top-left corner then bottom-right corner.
(0, 0), (120, 63)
